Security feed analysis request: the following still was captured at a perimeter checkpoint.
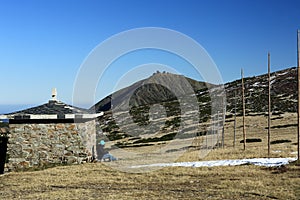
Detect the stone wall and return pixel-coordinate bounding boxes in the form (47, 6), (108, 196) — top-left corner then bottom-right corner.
(5, 120), (96, 172)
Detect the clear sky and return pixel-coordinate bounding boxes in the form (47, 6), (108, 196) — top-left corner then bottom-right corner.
(1, 0), (300, 113)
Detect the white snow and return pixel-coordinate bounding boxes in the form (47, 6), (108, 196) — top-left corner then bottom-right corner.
(131, 157), (297, 169)
(64, 105), (76, 110)
(278, 71), (288, 76)
(252, 82), (260, 87)
(270, 79), (276, 85)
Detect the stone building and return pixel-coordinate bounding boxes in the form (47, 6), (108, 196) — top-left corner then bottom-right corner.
(1, 90), (102, 172)
(0, 126), (8, 174)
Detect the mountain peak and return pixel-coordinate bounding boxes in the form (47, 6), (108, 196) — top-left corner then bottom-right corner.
(91, 72), (209, 113)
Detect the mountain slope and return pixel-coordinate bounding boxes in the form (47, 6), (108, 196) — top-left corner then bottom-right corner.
(226, 67), (297, 114)
(92, 67), (298, 148)
(91, 71), (211, 113)
(92, 71), (217, 146)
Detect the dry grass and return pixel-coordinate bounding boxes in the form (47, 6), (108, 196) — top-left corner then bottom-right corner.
(177, 112), (299, 162)
(0, 113), (299, 199)
(1, 163), (299, 199)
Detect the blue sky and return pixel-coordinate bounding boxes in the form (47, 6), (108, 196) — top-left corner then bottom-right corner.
(0, 0), (300, 113)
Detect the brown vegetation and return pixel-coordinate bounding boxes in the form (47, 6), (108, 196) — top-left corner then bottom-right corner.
(0, 113), (299, 199)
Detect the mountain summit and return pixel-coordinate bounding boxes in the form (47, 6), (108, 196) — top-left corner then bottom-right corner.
(91, 71), (211, 113)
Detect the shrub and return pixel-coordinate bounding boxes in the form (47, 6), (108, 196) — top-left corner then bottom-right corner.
(240, 138), (262, 143)
(270, 139), (292, 145)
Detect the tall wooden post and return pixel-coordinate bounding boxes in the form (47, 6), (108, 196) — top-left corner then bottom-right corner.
(268, 52), (271, 158)
(242, 68), (246, 150)
(233, 91), (237, 148)
(222, 95), (225, 149)
(217, 111), (220, 147)
(222, 113), (225, 149)
(297, 30), (300, 161)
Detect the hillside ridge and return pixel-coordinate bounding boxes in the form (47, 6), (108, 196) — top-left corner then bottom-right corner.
(93, 67), (297, 148)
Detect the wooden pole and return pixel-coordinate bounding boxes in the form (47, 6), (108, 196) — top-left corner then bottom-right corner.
(297, 29), (300, 161)
(241, 68), (246, 150)
(222, 96), (225, 149)
(222, 125), (225, 148)
(233, 91), (236, 148)
(206, 129), (207, 148)
(217, 111), (220, 147)
(268, 52), (271, 158)
(222, 114), (225, 148)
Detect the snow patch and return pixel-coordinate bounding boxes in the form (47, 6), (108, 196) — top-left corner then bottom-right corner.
(270, 75), (276, 80)
(64, 105), (75, 110)
(253, 82), (260, 87)
(270, 79), (276, 85)
(278, 71), (288, 76)
(131, 157), (297, 168)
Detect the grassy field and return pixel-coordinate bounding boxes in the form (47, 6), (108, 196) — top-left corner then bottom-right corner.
(1, 162), (299, 199)
(0, 113), (299, 199)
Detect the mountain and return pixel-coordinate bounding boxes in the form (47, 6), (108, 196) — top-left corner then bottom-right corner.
(90, 71), (212, 113)
(92, 67), (298, 148)
(92, 71), (218, 146)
